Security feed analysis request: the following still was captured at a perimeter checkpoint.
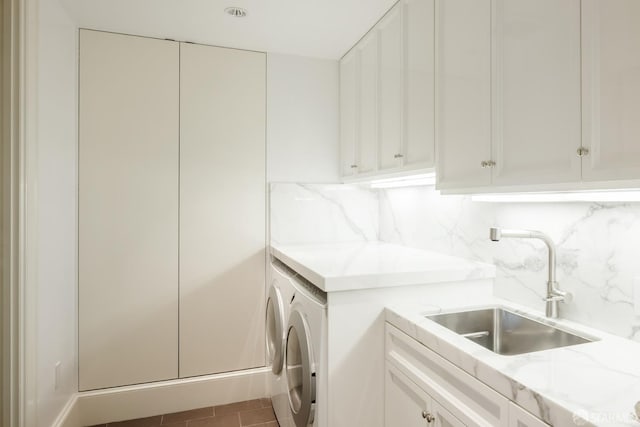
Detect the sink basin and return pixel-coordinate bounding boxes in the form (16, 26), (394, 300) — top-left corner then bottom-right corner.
(426, 308), (595, 355)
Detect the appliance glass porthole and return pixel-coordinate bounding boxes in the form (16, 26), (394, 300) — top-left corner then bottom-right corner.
(285, 310), (316, 427)
(266, 284), (285, 375)
(286, 325), (303, 413)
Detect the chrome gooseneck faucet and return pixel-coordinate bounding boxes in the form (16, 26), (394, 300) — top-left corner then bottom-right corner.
(489, 227), (570, 318)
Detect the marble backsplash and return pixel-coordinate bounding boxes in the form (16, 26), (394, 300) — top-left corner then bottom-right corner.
(270, 183), (640, 341)
(379, 186), (640, 341)
(270, 183), (379, 244)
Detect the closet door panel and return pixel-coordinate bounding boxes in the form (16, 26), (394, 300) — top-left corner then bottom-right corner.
(79, 30), (179, 391)
(179, 43), (266, 377)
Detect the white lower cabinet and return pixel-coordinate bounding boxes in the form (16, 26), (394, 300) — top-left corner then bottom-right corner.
(385, 323), (549, 427)
(386, 363), (465, 427)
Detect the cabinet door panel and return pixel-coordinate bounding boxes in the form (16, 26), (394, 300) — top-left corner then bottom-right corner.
(385, 363), (431, 427)
(378, 4), (404, 171)
(79, 30), (179, 390)
(582, 0), (640, 182)
(179, 43), (266, 377)
(435, 0), (492, 189)
(357, 33), (379, 174)
(404, 0), (435, 167)
(491, 0), (581, 186)
(340, 51), (358, 177)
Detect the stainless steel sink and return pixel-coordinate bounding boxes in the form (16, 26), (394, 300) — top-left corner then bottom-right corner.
(426, 308), (595, 355)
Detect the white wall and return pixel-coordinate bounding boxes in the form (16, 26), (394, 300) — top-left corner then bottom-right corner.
(267, 53), (340, 183)
(36, 0), (78, 425)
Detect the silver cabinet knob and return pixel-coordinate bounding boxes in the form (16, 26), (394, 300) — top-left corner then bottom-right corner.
(577, 147), (590, 157)
(421, 411), (435, 423)
(350, 164), (358, 169)
(481, 160), (496, 168)
(394, 153), (404, 159)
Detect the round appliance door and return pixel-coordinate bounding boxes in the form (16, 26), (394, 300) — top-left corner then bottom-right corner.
(286, 309), (316, 427)
(266, 283), (286, 375)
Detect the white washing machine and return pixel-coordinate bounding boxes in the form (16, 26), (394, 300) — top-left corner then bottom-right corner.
(284, 270), (327, 427)
(267, 261), (296, 426)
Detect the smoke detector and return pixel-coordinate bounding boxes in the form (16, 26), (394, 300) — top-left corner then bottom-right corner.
(225, 7), (248, 18)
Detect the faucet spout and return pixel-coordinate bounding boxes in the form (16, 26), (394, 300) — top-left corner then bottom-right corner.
(489, 227), (569, 318)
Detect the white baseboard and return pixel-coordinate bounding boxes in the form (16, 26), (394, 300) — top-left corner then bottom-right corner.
(52, 394), (81, 427)
(53, 367), (270, 427)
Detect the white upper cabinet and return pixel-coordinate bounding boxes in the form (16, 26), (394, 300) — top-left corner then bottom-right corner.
(378, 4), (404, 171)
(582, 0), (640, 182)
(339, 0), (435, 180)
(437, 0), (640, 192)
(340, 51), (358, 177)
(435, 0), (492, 189)
(491, 0), (582, 186)
(404, 0), (435, 168)
(358, 32), (380, 175)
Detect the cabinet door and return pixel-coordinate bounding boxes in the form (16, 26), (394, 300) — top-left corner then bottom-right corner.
(78, 30), (179, 390)
(508, 403), (550, 427)
(385, 363), (432, 427)
(432, 400), (466, 427)
(435, 0), (492, 189)
(340, 51), (358, 177)
(179, 43), (266, 377)
(491, 0), (582, 186)
(378, 3), (404, 171)
(357, 32), (379, 175)
(582, 0), (640, 182)
(404, 0), (435, 168)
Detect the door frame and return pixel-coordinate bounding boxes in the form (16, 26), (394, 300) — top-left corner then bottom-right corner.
(2, 0), (38, 425)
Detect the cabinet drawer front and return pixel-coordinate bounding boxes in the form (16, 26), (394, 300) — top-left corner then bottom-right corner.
(386, 323), (509, 427)
(508, 402), (550, 427)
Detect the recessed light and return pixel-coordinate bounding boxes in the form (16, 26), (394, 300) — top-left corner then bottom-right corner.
(225, 7), (248, 18)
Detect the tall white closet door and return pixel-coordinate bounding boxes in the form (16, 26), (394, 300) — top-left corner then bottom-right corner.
(582, 0), (640, 182)
(435, 0), (492, 189)
(179, 43), (266, 377)
(79, 30), (179, 391)
(491, 0), (582, 186)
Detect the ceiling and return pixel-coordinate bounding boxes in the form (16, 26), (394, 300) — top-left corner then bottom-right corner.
(60, 0), (398, 59)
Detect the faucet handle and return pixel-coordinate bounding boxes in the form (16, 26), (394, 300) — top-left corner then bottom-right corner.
(543, 291), (573, 304)
(563, 291), (573, 304)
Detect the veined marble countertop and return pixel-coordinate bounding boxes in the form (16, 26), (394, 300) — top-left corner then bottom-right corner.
(270, 241), (496, 292)
(386, 299), (640, 427)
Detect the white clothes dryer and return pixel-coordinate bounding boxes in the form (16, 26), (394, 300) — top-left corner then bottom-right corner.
(267, 261), (296, 427)
(285, 273), (327, 427)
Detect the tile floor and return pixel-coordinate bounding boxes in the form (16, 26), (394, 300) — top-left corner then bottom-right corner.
(88, 398), (278, 427)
